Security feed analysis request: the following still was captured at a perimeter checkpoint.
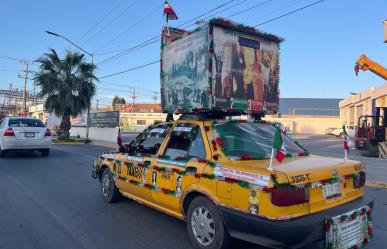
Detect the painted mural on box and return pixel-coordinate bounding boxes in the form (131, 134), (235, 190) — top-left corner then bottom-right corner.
(212, 25), (280, 112)
(161, 28), (209, 112)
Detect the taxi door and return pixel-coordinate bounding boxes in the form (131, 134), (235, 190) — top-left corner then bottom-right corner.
(114, 123), (171, 202)
(151, 122), (211, 214)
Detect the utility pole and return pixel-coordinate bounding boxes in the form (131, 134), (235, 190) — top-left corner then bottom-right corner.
(152, 91), (158, 104)
(21, 60), (29, 116)
(129, 87), (139, 128)
(96, 99), (99, 110)
(85, 54), (94, 139)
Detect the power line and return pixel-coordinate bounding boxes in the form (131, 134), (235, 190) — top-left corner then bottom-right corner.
(98, 87), (158, 97)
(177, 0), (237, 28)
(0, 54), (26, 62)
(95, 0), (244, 66)
(94, 0), (237, 56)
(98, 81), (159, 93)
(76, 0), (127, 43)
(246, 0), (306, 24)
(186, 0), (250, 27)
(0, 69), (24, 72)
(81, 0), (137, 46)
(94, 4), (162, 53)
(96, 37), (159, 65)
(254, 0), (326, 27)
(96, 0), (326, 77)
(225, 0), (274, 19)
(99, 60), (159, 79)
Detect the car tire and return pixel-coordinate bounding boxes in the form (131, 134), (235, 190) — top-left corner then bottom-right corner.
(187, 196), (231, 249)
(101, 168), (121, 203)
(41, 149), (50, 157)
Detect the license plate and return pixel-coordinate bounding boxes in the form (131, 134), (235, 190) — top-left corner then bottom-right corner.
(325, 206), (372, 249)
(25, 132), (35, 138)
(322, 182), (341, 199)
(339, 218), (363, 248)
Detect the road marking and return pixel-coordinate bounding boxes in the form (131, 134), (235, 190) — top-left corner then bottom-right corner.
(366, 182), (387, 189)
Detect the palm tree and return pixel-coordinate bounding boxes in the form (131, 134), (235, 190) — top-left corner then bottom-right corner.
(34, 49), (97, 139)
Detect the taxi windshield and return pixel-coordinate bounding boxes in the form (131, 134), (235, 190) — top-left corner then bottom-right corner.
(213, 121), (305, 159)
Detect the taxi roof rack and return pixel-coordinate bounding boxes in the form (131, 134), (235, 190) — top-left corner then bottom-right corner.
(177, 110), (265, 121)
(179, 111), (228, 121)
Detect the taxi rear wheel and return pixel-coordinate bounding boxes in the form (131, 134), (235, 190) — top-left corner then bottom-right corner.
(101, 168), (121, 203)
(187, 196), (231, 249)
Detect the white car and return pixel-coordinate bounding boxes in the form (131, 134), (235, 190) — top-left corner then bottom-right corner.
(0, 117), (52, 157)
(329, 128), (343, 138)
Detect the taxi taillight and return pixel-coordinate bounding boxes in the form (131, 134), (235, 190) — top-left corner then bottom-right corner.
(4, 128), (15, 137)
(44, 128), (52, 137)
(353, 172), (366, 188)
(268, 187), (309, 207)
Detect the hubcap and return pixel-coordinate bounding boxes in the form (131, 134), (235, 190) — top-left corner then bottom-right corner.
(191, 206), (215, 246)
(102, 174), (111, 197)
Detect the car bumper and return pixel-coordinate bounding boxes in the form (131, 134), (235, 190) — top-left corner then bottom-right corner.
(1, 137), (52, 150)
(220, 197), (374, 249)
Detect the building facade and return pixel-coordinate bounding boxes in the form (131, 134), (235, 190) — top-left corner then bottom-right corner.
(339, 84), (387, 126)
(279, 98), (341, 116)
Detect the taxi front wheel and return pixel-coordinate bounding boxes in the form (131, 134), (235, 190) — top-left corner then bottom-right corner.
(101, 168), (121, 203)
(187, 196), (231, 249)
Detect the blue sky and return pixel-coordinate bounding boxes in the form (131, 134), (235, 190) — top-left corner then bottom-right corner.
(1, 0), (386, 105)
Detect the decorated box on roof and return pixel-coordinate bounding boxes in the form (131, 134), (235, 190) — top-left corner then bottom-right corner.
(161, 18), (283, 114)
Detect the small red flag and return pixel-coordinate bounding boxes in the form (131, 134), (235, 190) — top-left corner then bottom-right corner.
(163, 1), (178, 21)
(273, 127), (286, 163)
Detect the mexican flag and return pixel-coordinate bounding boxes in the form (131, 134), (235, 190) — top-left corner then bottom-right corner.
(163, 1), (178, 21)
(273, 126), (286, 163)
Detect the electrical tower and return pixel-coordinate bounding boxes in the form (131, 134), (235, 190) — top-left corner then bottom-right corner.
(129, 87), (139, 108)
(0, 84), (42, 116)
(152, 91), (158, 104)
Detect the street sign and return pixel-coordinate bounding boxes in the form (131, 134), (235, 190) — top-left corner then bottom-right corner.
(89, 111), (119, 128)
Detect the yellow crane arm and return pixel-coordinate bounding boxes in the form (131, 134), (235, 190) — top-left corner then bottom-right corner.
(355, 54), (387, 81)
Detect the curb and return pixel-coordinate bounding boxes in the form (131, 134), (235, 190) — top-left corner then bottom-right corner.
(91, 141), (117, 149)
(366, 182), (387, 189)
(53, 142), (87, 145)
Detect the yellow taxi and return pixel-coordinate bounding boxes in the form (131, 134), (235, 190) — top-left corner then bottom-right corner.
(91, 115), (373, 249)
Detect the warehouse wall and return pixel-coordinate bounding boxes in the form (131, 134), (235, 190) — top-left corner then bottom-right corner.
(264, 115), (341, 135)
(70, 127), (119, 143)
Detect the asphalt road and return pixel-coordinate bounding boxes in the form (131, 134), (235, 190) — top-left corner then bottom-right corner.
(0, 145), (259, 249)
(293, 134), (387, 184)
(0, 139), (386, 249)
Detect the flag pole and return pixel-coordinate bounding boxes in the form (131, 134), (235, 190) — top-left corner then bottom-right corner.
(268, 148), (274, 171)
(343, 125), (349, 160)
(165, 15), (170, 36)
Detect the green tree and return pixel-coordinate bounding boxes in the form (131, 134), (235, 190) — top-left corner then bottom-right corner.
(34, 49), (97, 139)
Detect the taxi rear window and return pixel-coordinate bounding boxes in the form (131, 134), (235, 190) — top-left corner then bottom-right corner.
(9, 118), (45, 128)
(213, 121), (304, 159)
